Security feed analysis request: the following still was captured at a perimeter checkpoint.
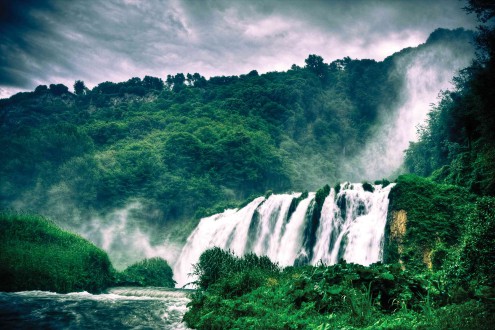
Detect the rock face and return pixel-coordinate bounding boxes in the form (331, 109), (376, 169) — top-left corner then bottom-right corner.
(389, 210), (407, 267)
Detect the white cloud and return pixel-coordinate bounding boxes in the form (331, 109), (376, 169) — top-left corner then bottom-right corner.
(0, 0), (477, 98)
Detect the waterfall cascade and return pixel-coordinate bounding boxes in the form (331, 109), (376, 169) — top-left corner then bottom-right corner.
(174, 183), (394, 287)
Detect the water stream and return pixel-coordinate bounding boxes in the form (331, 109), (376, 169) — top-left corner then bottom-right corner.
(0, 287), (191, 329)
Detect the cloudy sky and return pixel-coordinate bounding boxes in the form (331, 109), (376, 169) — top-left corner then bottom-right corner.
(0, 0), (477, 98)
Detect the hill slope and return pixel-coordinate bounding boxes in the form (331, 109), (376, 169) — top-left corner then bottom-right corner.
(0, 28), (474, 231)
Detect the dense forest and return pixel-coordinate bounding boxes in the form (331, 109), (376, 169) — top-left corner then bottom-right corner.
(0, 28), (473, 236)
(404, 8), (495, 197)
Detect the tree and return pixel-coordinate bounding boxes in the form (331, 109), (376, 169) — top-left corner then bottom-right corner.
(142, 76), (164, 91)
(34, 85), (48, 94)
(166, 73), (186, 92)
(305, 54), (327, 79)
(49, 84), (69, 96)
(172, 73), (186, 92)
(73, 80), (87, 95)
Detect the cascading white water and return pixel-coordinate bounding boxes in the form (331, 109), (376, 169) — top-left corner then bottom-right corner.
(312, 183), (395, 266)
(173, 183), (394, 287)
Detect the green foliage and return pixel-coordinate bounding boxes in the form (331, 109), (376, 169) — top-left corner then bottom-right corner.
(0, 211), (114, 293)
(404, 8), (495, 196)
(385, 175), (476, 269)
(184, 250), (451, 330)
(362, 181), (375, 193)
(185, 246), (495, 329)
(74, 80), (87, 95)
(315, 184), (330, 208)
(115, 257), (176, 287)
(347, 284), (374, 326)
(288, 190), (309, 218)
(374, 179), (390, 188)
(456, 197), (495, 288)
(191, 247), (279, 291)
(386, 175), (495, 312)
(0, 46), (410, 227)
(49, 83), (69, 96)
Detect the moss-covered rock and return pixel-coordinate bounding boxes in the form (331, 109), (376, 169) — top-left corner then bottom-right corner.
(384, 175), (476, 270)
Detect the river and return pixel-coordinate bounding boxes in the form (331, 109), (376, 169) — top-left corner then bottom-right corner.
(0, 287), (191, 329)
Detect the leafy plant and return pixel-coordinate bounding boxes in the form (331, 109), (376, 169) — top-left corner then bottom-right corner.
(115, 257), (176, 287)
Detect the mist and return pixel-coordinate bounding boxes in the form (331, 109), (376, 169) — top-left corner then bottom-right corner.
(76, 202), (183, 270)
(11, 184), (183, 270)
(342, 30), (475, 182)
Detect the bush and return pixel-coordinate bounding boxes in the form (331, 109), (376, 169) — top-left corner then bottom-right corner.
(374, 179), (390, 187)
(362, 181), (375, 193)
(0, 211), (114, 293)
(184, 249), (435, 330)
(459, 197), (495, 285)
(116, 257), (176, 287)
(191, 247), (279, 291)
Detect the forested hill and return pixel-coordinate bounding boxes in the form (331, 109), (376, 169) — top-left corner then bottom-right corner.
(405, 21), (495, 196)
(0, 28), (473, 228)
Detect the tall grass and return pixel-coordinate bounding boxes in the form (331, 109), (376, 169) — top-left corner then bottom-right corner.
(0, 211), (114, 293)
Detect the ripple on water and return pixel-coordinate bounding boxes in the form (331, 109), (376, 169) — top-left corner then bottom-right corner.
(0, 287), (192, 329)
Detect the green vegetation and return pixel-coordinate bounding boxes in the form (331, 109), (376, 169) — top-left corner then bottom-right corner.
(184, 248), (495, 329)
(385, 174), (495, 300)
(385, 174), (476, 269)
(181, 6), (495, 324)
(0, 211), (114, 293)
(362, 181), (375, 193)
(374, 179), (390, 188)
(390, 1), (495, 315)
(0, 2), (492, 328)
(183, 175), (495, 328)
(115, 257), (176, 287)
(0, 28), (473, 234)
(0, 211), (178, 292)
(404, 2), (495, 196)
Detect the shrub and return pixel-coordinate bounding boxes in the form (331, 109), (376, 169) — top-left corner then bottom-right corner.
(191, 247), (279, 291)
(184, 251), (432, 330)
(362, 181), (375, 193)
(374, 179), (390, 187)
(116, 257), (176, 287)
(385, 174), (475, 269)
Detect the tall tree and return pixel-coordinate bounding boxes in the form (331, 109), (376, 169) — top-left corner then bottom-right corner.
(73, 80), (87, 95)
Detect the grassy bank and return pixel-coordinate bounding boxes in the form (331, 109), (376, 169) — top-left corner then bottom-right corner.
(0, 211), (176, 293)
(0, 211), (114, 293)
(115, 257), (176, 287)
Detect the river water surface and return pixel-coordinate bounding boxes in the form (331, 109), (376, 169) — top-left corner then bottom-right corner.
(0, 287), (191, 329)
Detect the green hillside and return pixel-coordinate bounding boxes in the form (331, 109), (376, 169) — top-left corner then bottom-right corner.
(0, 28), (473, 231)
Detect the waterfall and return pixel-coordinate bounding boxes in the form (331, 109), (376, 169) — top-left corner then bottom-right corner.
(173, 183), (394, 287)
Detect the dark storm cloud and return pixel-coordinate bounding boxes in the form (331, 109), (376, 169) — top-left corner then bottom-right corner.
(0, 0), (477, 98)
